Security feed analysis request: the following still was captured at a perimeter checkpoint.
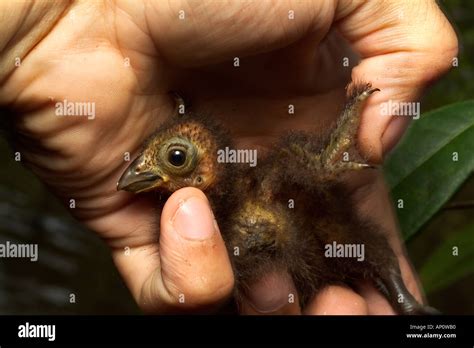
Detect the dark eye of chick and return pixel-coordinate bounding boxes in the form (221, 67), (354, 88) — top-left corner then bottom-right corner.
(168, 149), (186, 167)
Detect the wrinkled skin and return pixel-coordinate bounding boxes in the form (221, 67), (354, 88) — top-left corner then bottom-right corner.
(0, 1), (457, 314)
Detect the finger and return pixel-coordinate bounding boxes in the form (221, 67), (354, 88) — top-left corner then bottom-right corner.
(354, 281), (395, 315)
(304, 285), (368, 315)
(145, 0), (335, 66)
(351, 172), (425, 314)
(336, 0), (458, 161)
(239, 271), (301, 315)
(397, 253), (424, 303)
(119, 187), (234, 313)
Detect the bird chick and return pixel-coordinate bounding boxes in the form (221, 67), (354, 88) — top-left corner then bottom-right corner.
(117, 84), (438, 315)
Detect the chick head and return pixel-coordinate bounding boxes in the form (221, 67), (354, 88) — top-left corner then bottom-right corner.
(117, 116), (224, 194)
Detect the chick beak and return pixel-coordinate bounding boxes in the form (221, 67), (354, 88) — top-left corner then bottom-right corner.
(117, 154), (163, 193)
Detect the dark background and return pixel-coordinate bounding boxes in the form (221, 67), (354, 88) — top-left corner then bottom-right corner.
(0, 0), (472, 314)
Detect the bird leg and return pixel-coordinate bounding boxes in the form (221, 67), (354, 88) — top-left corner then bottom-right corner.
(375, 267), (441, 315)
(320, 83), (380, 171)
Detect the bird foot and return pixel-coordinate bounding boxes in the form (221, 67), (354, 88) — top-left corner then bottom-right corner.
(411, 305), (442, 315)
(376, 271), (441, 315)
(320, 82), (380, 172)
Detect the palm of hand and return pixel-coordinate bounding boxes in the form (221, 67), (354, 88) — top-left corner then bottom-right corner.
(11, 2), (354, 244)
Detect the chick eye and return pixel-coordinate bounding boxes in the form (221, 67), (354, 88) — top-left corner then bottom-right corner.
(168, 149), (186, 167)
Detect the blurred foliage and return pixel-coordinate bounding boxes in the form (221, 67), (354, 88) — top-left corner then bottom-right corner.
(383, 101), (474, 307)
(419, 223), (474, 294)
(384, 101), (474, 241)
(387, 0), (474, 314)
(423, 0), (474, 110)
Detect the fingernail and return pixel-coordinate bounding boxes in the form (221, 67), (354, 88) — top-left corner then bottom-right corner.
(172, 196), (216, 241)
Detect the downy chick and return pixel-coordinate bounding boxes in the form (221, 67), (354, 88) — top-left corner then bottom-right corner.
(117, 83), (438, 315)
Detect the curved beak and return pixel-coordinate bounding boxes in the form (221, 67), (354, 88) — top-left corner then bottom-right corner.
(117, 154), (163, 193)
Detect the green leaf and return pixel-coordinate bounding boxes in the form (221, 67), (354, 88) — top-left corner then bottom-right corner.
(383, 100), (474, 241)
(419, 224), (474, 294)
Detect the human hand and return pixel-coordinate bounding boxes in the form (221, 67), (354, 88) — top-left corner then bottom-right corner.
(0, 0), (457, 314)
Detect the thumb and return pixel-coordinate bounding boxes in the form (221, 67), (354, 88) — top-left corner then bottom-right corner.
(142, 187), (234, 313)
(336, 0), (458, 161)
